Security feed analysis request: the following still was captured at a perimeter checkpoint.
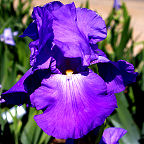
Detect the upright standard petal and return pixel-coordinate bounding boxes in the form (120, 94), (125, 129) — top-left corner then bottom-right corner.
(20, 1), (63, 69)
(100, 127), (127, 144)
(31, 1), (63, 30)
(29, 40), (52, 70)
(52, 3), (92, 66)
(28, 7), (53, 67)
(31, 1), (63, 50)
(33, 70), (117, 139)
(76, 8), (107, 44)
(20, 2), (107, 66)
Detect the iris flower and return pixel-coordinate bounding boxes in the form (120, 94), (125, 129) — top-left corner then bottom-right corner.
(100, 127), (127, 144)
(0, 28), (18, 46)
(2, 58), (117, 138)
(65, 127), (127, 144)
(20, 1), (107, 69)
(113, 0), (121, 10)
(1, 1), (137, 139)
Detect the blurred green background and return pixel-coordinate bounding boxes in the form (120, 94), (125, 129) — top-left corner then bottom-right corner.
(0, 0), (144, 144)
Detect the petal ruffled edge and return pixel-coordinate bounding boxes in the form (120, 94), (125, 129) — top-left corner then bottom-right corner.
(76, 8), (107, 44)
(1, 68), (33, 105)
(100, 127), (127, 144)
(52, 2), (92, 66)
(97, 58), (138, 93)
(20, 22), (39, 40)
(32, 70), (117, 139)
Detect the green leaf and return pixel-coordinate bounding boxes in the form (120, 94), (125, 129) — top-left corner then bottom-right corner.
(85, 0), (89, 9)
(116, 16), (132, 59)
(89, 64), (99, 74)
(95, 124), (105, 144)
(0, 17), (13, 33)
(122, 2), (129, 20)
(109, 94), (140, 144)
(38, 132), (51, 144)
(20, 108), (51, 144)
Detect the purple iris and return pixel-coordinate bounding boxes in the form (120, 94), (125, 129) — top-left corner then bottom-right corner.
(113, 0), (121, 10)
(0, 28), (18, 46)
(2, 58), (117, 138)
(65, 127), (127, 143)
(20, 1), (107, 68)
(1, 1), (137, 139)
(100, 127), (127, 144)
(90, 44), (138, 93)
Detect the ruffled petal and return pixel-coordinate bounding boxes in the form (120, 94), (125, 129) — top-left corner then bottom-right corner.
(20, 22), (38, 40)
(33, 70), (117, 139)
(32, 1), (63, 50)
(52, 3), (91, 66)
(76, 8), (107, 44)
(1, 68), (52, 105)
(21, 2), (63, 68)
(91, 44), (107, 57)
(90, 44), (107, 64)
(30, 77), (58, 110)
(100, 127), (127, 144)
(28, 40), (39, 66)
(29, 40), (52, 69)
(97, 58), (138, 93)
(32, 8), (53, 52)
(1, 68), (33, 105)
(32, 1), (63, 29)
(43, 1), (63, 12)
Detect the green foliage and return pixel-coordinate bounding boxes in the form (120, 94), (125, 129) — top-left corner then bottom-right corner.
(20, 108), (51, 144)
(0, 0), (32, 90)
(109, 93), (140, 144)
